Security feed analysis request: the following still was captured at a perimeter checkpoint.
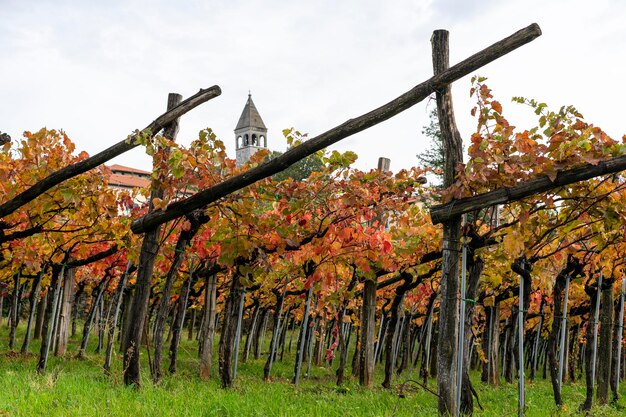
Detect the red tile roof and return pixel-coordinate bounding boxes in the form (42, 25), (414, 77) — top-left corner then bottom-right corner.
(108, 164), (151, 176)
(109, 173), (150, 189)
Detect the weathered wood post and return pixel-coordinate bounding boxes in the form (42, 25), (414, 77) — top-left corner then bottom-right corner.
(232, 289), (246, 379)
(8, 270), (21, 350)
(293, 286), (313, 384)
(455, 232), (467, 416)
(518, 270), (525, 416)
(558, 275), (570, 390)
(591, 271), (603, 390)
(104, 261), (131, 374)
(55, 267), (75, 356)
(359, 157), (390, 387)
(530, 297), (544, 381)
(199, 274), (217, 380)
(264, 286), (287, 379)
(123, 92), (182, 387)
(615, 277), (626, 398)
(432, 29), (463, 416)
(597, 276), (614, 404)
(20, 272), (42, 353)
(37, 265), (64, 373)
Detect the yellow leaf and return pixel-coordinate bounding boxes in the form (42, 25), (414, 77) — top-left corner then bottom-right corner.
(484, 295), (495, 307)
(503, 232), (524, 257)
(152, 197), (167, 211)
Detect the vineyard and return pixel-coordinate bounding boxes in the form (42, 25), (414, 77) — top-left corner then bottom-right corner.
(3, 23), (626, 417)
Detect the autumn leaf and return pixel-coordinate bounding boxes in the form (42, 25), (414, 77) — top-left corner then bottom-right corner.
(152, 198), (167, 211)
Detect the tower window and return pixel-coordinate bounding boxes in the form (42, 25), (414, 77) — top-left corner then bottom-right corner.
(237, 136), (242, 148)
(252, 134), (257, 145)
(244, 134), (249, 146)
(260, 135), (266, 147)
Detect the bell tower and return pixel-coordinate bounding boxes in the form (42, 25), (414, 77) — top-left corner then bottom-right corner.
(235, 93), (268, 167)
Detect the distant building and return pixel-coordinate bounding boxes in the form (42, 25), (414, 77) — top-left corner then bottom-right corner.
(235, 93), (268, 167)
(107, 164), (151, 190)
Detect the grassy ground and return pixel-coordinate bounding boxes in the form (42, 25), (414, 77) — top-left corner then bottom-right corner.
(0, 322), (624, 416)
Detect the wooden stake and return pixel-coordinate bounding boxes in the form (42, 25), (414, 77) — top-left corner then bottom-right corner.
(616, 277), (626, 395)
(591, 271), (603, 391)
(293, 286), (313, 384)
(104, 261), (131, 374)
(40, 265), (64, 373)
(558, 275), (570, 391)
(232, 289), (246, 379)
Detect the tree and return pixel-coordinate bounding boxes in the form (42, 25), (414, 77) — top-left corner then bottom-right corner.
(417, 108), (444, 185)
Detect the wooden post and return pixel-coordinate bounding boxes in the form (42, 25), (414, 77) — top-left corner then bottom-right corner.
(306, 314), (317, 377)
(8, 270), (21, 350)
(423, 299), (435, 383)
(104, 261), (131, 374)
(20, 272), (42, 353)
(518, 273), (525, 416)
(615, 277), (626, 397)
(432, 29), (464, 416)
(374, 313), (386, 363)
(38, 265), (64, 373)
(455, 240), (467, 416)
(597, 277), (614, 404)
(122, 92), (182, 387)
(359, 157), (389, 387)
(293, 286), (313, 384)
(530, 297), (544, 380)
(199, 274), (217, 380)
(591, 272), (603, 390)
(264, 283), (287, 379)
(77, 275), (109, 358)
(55, 267), (75, 356)
(243, 301), (259, 362)
(558, 275), (570, 391)
(232, 289), (246, 379)
(360, 278), (377, 387)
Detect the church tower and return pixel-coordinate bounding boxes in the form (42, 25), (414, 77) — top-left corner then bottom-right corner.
(235, 93), (268, 167)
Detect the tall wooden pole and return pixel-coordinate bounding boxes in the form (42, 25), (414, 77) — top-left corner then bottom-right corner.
(432, 29), (463, 416)
(123, 93), (182, 387)
(232, 289), (246, 379)
(558, 275), (570, 391)
(518, 273), (525, 416)
(591, 271), (603, 391)
(455, 239), (467, 416)
(294, 286), (313, 384)
(40, 265), (64, 373)
(104, 261), (131, 374)
(616, 277), (626, 395)
(531, 298), (544, 380)
(359, 157), (389, 387)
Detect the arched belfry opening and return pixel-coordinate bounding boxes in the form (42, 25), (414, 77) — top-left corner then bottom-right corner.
(235, 93), (268, 167)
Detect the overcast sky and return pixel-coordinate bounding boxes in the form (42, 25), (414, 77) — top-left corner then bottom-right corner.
(2, 0), (625, 173)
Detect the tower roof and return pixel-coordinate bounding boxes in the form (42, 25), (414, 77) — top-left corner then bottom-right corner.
(235, 94), (267, 131)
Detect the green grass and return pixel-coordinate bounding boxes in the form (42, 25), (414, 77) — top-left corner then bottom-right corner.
(0, 322), (625, 416)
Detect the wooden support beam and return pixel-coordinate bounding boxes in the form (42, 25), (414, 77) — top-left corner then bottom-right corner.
(429, 154), (626, 225)
(0, 86), (221, 219)
(131, 23), (542, 234)
(432, 29), (464, 416)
